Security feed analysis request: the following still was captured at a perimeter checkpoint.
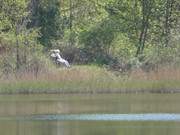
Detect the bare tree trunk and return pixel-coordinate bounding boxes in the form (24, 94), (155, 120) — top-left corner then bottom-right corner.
(69, 0), (73, 46)
(133, 0), (139, 38)
(164, 0), (174, 47)
(136, 0), (151, 56)
(29, 0), (40, 27)
(15, 25), (20, 71)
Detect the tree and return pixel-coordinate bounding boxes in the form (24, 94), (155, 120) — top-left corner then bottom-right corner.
(29, 0), (64, 47)
(0, 0), (41, 74)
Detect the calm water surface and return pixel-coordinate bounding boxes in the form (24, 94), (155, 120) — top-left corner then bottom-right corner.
(0, 93), (180, 135)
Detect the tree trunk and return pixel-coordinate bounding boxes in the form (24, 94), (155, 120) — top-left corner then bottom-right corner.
(29, 0), (40, 27)
(69, 0), (73, 46)
(136, 0), (151, 56)
(15, 26), (20, 71)
(164, 0), (174, 47)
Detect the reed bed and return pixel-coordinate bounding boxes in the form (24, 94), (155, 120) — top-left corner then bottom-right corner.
(0, 65), (180, 94)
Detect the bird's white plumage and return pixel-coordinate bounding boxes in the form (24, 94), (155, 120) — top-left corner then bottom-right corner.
(50, 49), (70, 67)
(50, 49), (60, 53)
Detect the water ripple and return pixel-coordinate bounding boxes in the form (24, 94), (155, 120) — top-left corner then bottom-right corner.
(27, 113), (180, 122)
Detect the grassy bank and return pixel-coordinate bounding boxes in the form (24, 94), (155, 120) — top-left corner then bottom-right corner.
(0, 65), (180, 94)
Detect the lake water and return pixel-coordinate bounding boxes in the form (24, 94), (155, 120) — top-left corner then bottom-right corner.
(0, 94), (180, 135)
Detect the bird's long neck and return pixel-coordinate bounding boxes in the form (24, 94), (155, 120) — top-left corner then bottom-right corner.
(55, 53), (62, 59)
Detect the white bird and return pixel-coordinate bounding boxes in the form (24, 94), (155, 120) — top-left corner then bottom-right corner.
(50, 49), (70, 68)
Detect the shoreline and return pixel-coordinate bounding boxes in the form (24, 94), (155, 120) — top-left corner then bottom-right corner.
(0, 88), (180, 95)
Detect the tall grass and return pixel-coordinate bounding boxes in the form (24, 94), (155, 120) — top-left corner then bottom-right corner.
(0, 65), (180, 94)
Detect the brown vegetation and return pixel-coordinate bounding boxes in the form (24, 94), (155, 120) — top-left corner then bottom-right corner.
(0, 65), (180, 94)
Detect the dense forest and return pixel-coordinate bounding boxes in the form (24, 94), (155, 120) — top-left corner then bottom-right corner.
(0, 0), (180, 77)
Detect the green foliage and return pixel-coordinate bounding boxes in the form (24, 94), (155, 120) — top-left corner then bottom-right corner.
(80, 18), (117, 64)
(30, 0), (65, 47)
(0, 0), (50, 78)
(110, 33), (136, 60)
(0, 0), (180, 74)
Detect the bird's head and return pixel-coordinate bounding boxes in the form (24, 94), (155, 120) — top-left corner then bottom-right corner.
(50, 53), (57, 58)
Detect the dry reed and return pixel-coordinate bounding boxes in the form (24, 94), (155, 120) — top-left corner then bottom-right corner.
(0, 65), (180, 94)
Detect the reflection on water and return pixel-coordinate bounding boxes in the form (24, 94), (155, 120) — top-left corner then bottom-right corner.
(24, 113), (180, 121)
(4, 113), (180, 122)
(0, 94), (180, 135)
(1, 113), (180, 121)
(1, 120), (180, 135)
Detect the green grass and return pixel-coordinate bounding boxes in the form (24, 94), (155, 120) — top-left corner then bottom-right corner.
(0, 65), (180, 94)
